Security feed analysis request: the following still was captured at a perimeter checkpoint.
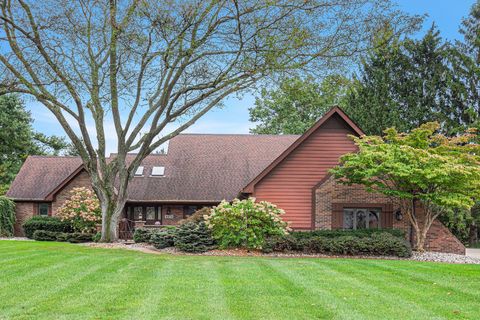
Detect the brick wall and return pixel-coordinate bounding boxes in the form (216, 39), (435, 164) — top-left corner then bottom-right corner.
(314, 176), (465, 255)
(51, 170), (92, 215)
(161, 205), (184, 225)
(13, 202), (36, 236)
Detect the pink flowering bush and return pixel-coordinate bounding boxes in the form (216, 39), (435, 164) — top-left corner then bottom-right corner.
(57, 187), (101, 233)
(205, 198), (289, 249)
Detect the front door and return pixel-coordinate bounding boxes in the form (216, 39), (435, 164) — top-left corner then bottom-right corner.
(126, 204), (162, 225)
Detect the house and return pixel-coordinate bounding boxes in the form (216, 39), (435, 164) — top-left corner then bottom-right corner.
(7, 107), (465, 254)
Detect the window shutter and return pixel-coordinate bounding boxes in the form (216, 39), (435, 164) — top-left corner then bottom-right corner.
(331, 203), (343, 229)
(381, 204), (394, 228)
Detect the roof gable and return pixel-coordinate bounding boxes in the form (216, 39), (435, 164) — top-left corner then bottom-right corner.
(242, 106), (364, 193)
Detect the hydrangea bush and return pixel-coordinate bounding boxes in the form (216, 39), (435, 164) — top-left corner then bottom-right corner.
(205, 198), (289, 249)
(57, 187), (101, 233)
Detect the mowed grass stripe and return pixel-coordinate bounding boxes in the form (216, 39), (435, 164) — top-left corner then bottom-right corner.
(266, 259), (376, 320)
(29, 255), (151, 319)
(216, 257), (330, 319)
(3, 256), (124, 319)
(312, 259), (445, 319)
(334, 260), (477, 320)
(143, 256), (233, 319)
(121, 257), (175, 319)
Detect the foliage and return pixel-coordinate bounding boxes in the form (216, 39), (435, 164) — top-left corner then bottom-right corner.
(249, 75), (352, 134)
(291, 228), (405, 240)
(66, 232), (94, 243)
(133, 228), (155, 244)
(345, 26), (465, 135)
(57, 187), (101, 233)
(150, 228), (177, 249)
(92, 232), (101, 243)
(206, 198), (289, 249)
(32, 230), (59, 241)
(331, 122), (480, 250)
(0, 196), (15, 237)
(174, 222), (216, 253)
(0, 95), (70, 194)
(23, 216), (73, 239)
(179, 207), (211, 225)
(263, 232), (411, 257)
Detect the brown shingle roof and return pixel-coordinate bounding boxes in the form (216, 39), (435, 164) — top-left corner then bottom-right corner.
(7, 134), (298, 202)
(6, 156), (83, 201)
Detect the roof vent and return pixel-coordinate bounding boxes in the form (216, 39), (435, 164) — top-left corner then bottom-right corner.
(151, 166), (165, 176)
(134, 166), (144, 176)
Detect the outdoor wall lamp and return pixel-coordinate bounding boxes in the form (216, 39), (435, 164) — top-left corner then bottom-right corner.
(395, 210), (403, 221)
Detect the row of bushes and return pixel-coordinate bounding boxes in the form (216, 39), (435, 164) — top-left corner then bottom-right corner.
(32, 230), (93, 243)
(263, 232), (412, 257)
(290, 228), (405, 240)
(23, 216), (73, 238)
(134, 222), (216, 253)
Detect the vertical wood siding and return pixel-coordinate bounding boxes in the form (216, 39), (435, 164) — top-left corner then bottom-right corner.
(252, 114), (358, 229)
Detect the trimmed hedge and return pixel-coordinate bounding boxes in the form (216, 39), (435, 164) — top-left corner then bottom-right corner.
(133, 227), (176, 244)
(23, 216), (73, 239)
(32, 230), (93, 243)
(150, 228), (176, 249)
(291, 228), (405, 240)
(32, 230), (58, 241)
(133, 228), (154, 243)
(263, 232), (412, 257)
(174, 222), (216, 253)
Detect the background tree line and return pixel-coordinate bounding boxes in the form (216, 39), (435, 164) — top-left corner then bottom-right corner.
(249, 1), (480, 245)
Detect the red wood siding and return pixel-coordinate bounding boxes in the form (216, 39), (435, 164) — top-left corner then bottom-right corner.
(252, 114), (358, 229)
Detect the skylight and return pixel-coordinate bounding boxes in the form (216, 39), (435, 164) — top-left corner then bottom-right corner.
(151, 166), (165, 176)
(134, 166), (144, 176)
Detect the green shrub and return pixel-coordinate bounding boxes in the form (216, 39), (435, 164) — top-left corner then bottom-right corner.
(133, 228), (157, 243)
(32, 230), (59, 241)
(0, 196), (15, 237)
(92, 232), (101, 243)
(23, 216), (73, 238)
(150, 228), (177, 249)
(66, 233), (93, 243)
(179, 207), (211, 225)
(291, 228), (405, 240)
(55, 232), (71, 242)
(174, 222), (216, 253)
(206, 198), (289, 249)
(263, 232), (411, 257)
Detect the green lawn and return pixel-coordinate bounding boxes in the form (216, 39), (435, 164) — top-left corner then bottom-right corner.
(1, 241), (479, 320)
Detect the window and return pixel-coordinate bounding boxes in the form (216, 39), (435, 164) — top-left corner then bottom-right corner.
(133, 206), (143, 220)
(134, 166), (144, 176)
(183, 206), (198, 218)
(151, 166), (165, 176)
(146, 207), (156, 221)
(343, 208), (380, 229)
(38, 203), (49, 216)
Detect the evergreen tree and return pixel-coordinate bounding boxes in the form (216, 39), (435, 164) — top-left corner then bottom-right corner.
(345, 25), (459, 135)
(0, 95), (70, 194)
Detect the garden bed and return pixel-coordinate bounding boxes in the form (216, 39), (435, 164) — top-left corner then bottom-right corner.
(81, 242), (480, 264)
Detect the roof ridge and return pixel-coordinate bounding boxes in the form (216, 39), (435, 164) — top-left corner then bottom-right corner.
(177, 133), (300, 137)
(28, 155), (81, 159)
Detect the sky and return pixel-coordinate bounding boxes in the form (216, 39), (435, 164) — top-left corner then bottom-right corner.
(26, 0), (477, 153)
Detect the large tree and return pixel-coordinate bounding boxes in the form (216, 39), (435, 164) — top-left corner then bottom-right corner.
(0, 0), (418, 241)
(0, 94), (70, 194)
(345, 25), (465, 135)
(249, 75), (352, 134)
(331, 123), (480, 251)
